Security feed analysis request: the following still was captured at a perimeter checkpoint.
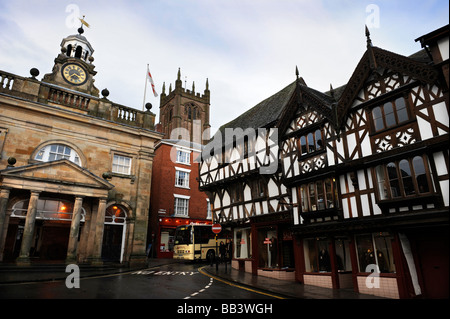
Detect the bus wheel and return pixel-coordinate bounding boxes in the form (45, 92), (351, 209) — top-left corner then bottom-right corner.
(206, 250), (215, 263)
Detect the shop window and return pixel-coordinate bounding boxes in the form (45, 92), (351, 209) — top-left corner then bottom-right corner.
(257, 227), (278, 268)
(374, 155), (432, 200)
(35, 143), (81, 165)
(303, 238), (331, 272)
(234, 228), (252, 259)
(335, 237), (352, 272)
(355, 233), (396, 273)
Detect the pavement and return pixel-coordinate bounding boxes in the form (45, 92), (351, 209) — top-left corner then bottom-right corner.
(0, 258), (385, 299)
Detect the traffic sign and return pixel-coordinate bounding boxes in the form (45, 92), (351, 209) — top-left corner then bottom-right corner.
(212, 223), (222, 234)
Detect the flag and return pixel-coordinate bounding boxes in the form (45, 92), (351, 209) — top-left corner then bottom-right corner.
(147, 66), (158, 97)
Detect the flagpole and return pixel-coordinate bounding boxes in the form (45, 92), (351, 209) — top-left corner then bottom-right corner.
(142, 64), (149, 111)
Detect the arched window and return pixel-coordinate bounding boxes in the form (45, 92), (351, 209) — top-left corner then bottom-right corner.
(11, 198), (85, 221)
(105, 205), (127, 224)
(75, 46), (82, 58)
(34, 144), (81, 165)
(66, 44), (72, 57)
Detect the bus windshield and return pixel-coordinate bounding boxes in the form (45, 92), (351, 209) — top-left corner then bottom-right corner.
(174, 225), (192, 245)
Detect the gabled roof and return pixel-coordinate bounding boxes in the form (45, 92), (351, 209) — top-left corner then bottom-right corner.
(335, 45), (439, 128)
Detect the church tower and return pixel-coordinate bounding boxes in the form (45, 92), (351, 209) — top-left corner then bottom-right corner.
(43, 25), (99, 96)
(158, 68), (211, 145)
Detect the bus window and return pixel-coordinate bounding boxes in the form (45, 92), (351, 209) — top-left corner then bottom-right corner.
(174, 226), (192, 245)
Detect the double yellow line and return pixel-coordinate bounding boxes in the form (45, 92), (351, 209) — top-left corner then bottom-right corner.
(198, 266), (286, 299)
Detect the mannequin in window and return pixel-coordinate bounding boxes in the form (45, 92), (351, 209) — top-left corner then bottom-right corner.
(318, 249), (331, 272)
(269, 236), (278, 268)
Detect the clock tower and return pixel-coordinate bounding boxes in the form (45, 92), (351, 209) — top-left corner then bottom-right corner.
(43, 26), (99, 96)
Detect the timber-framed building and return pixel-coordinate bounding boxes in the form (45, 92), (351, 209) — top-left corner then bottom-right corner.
(199, 25), (449, 298)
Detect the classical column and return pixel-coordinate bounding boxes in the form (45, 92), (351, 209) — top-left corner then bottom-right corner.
(17, 190), (40, 264)
(90, 197), (107, 265)
(0, 187), (11, 262)
(66, 196), (84, 263)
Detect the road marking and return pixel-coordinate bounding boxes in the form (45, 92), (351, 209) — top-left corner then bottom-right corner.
(184, 277), (214, 299)
(198, 266), (286, 299)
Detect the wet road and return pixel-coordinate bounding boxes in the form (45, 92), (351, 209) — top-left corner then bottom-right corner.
(0, 262), (278, 299)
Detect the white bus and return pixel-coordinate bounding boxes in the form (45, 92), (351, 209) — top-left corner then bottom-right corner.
(173, 224), (230, 262)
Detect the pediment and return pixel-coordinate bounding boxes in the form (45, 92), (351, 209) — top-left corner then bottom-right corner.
(1, 159), (114, 190)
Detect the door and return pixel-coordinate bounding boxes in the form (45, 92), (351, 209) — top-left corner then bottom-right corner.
(413, 230), (449, 299)
(102, 224), (124, 262)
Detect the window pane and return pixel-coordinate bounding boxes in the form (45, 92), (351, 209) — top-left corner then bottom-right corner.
(373, 233), (396, 273)
(356, 234), (376, 272)
(315, 130), (323, 150)
(375, 165), (387, 199)
(300, 186), (308, 212)
(316, 180), (325, 210)
(307, 133), (315, 152)
(384, 102), (396, 127)
(309, 183), (316, 211)
(325, 179), (333, 208)
(395, 97), (408, 123)
(399, 159), (414, 196)
(300, 136), (307, 155)
(387, 162), (401, 198)
(372, 107), (384, 131)
(413, 156), (430, 193)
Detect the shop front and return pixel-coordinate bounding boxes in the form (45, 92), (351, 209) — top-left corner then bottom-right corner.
(248, 212), (296, 281)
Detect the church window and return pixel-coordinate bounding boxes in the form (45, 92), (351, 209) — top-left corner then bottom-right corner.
(34, 143), (81, 165)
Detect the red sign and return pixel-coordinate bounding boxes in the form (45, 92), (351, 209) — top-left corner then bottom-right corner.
(264, 238), (271, 244)
(212, 223), (222, 234)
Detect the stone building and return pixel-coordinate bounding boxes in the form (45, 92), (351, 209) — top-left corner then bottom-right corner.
(0, 26), (162, 266)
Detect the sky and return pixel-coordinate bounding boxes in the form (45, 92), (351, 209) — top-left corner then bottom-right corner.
(0, 0), (448, 135)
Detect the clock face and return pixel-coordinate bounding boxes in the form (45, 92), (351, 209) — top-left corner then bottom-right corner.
(62, 63), (87, 85)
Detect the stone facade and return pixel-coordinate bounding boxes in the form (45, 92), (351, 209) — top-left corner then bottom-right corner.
(0, 28), (162, 266)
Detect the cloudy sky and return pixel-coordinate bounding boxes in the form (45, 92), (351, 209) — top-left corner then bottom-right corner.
(0, 0), (448, 135)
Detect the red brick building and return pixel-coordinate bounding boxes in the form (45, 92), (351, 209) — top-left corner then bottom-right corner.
(148, 139), (210, 258)
(148, 69), (212, 258)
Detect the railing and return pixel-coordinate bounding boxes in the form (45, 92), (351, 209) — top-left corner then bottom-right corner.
(0, 71), (17, 91)
(47, 87), (90, 110)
